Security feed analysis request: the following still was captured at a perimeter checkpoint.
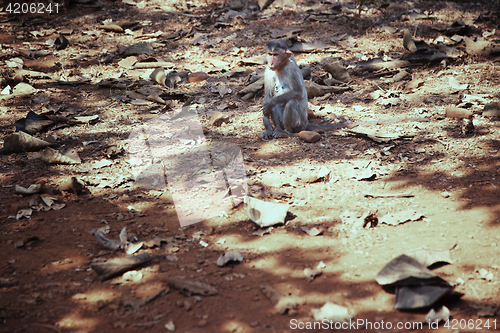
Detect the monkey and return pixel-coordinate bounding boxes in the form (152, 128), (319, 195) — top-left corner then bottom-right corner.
(258, 40), (352, 140)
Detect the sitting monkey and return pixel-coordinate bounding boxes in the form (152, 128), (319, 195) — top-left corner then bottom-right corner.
(259, 40), (349, 139)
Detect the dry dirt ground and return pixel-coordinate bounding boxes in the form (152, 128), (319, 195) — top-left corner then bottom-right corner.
(1, 0), (500, 332)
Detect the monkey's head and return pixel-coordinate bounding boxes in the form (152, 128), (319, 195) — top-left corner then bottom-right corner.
(266, 40), (292, 71)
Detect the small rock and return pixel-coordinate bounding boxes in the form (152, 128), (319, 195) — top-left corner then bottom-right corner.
(166, 246), (179, 253)
(477, 304), (498, 317)
(217, 251), (243, 267)
(102, 24), (124, 33)
(245, 196), (289, 227)
(96, 300), (105, 310)
(462, 116), (475, 134)
(311, 302), (351, 322)
(440, 191), (451, 198)
(403, 29), (417, 53)
(112, 321), (127, 329)
(425, 306), (450, 323)
(275, 295), (305, 315)
(15, 183), (42, 194)
(304, 267), (322, 281)
(12, 82), (36, 96)
(188, 71), (209, 83)
(59, 28), (73, 35)
(445, 106), (473, 119)
(183, 301), (192, 311)
(228, 0), (244, 10)
(58, 176), (86, 194)
(197, 319), (208, 327)
(298, 131), (321, 143)
(301, 226), (323, 236)
(477, 128), (489, 135)
(165, 319), (175, 331)
(119, 43), (154, 56)
(210, 111), (230, 127)
(324, 61), (351, 83)
(478, 269), (494, 281)
(16, 209), (33, 220)
(118, 56), (138, 68)
(415, 147), (425, 154)
(258, 0), (272, 10)
(298, 170), (320, 183)
(483, 102), (500, 118)
(406, 78), (425, 91)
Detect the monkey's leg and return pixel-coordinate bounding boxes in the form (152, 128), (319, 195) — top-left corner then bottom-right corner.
(270, 105), (292, 138)
(282, 100), (308, 133)
(258, 115), (275, 140)
(260, 105), (288, 139)
(271, 105), (285, 130)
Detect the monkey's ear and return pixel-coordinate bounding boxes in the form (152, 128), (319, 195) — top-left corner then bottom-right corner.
(285, 50), (292, 58)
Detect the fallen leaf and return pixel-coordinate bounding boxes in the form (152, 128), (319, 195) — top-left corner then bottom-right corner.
(163, 277), (218, 296)
(217, 251), (243, 266)
(311, 302), (352, 322)
(448, 77), (468, 90)
(15, 184), (41, 194)
(92, 159), (113, 169)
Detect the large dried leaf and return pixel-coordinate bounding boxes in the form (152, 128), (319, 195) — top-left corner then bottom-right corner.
(375, 254), (449, 287)
(0, 132), (52, 154)
(163, 277), (218, 296)
(41, 148), (81, 164)
(394, 285), (457, 310)
(404, 248), (452, 267)
(91, 253), (157, 282)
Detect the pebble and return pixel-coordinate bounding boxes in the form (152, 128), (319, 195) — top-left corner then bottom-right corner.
(415, 147), (426, 154)
(298, 130), (321, 143)
(96, 300), (105, 310)
(188, 71), (209, 83)
(209, 111), (230, 127)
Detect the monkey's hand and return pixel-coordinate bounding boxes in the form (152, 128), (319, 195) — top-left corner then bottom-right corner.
(262, 102), (274, 117)
(258, 130), (274, 140)
(259, 129), (289, 140)
(272, 129), (289, 138)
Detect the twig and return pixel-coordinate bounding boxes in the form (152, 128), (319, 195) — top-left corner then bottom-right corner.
(32, 324), (61, 333)
(131, 321), (161, 327)
(162, 11), (199, 17)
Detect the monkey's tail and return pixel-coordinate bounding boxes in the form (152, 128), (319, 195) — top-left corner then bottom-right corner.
(304, 122), (356, 132)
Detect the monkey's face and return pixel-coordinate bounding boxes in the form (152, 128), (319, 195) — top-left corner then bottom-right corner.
(266, 48), (291, 71)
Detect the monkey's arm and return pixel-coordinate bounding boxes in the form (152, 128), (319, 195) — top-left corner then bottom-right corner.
(263, 65), (305, 117)
(265, 88), (303, 112)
